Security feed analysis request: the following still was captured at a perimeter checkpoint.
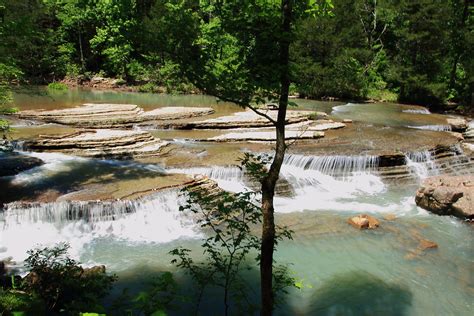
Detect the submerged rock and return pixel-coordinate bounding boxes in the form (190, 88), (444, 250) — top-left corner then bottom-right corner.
(16, 103), (214, 128)
(24, 129), (169, 159)
(0, 153), (44, 177)
(415, 175), (473, 219)
(418, 239), (438, 250)
(348, 214), (380, 229)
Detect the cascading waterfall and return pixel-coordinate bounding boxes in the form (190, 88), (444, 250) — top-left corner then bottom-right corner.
(11, 140), (27, 151)
(404, 150), (437, 179)
(283, 154), (380, 178)
(275, 154), (391, 214)
(4, 200), (136, 223)
(0, 189), (200, 262)
(407, 125), (452, 131)
(402, 108), (431, 114)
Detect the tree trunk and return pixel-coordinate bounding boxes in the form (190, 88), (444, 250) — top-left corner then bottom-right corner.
(260, 1), (292, 315)
(78, 30), (85, 72)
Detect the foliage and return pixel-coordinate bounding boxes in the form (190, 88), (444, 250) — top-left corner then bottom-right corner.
(170, 154), (294, 315)
(0, 288), (44, 315)
(111, 271), (178, 316)
(170, 188), (263, 315)
(0, 62), (21, 135)
(47, 82), (68, 90)
(23, 243), (116, 314)
(0, 0), (470, 108)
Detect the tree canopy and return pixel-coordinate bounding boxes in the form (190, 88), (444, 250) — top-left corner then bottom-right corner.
(0, 0), (471, 109)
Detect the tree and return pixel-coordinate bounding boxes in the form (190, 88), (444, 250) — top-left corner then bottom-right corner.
(162, 1), (332, 314)
(382, 0), (452, 108)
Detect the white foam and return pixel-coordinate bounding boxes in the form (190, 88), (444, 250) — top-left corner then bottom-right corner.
(0, 190), (200, 262)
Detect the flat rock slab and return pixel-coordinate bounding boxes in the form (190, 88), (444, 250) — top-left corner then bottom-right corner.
(415, 175), (473, 219)
(286, 120), (346, 131)
(139, 107), (214, 121)
(206, 130), (324, 142)
(178, 110), (326, 129)
(17, 104), (214, 128)
(25, 129), (169, 159)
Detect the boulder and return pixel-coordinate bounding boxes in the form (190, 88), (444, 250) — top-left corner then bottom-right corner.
(0, 153), (44, 177)
(81, 265), (106, 278)
(446, 117), (468, 132)
(415, 175), (473, 219)
(24, 129), (169, 159)
(348, 214), (380, 229)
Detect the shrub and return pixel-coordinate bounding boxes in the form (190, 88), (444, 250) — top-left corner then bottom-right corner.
(0, 289), (44, 315)
(47, 82), (68, 91)
(23, 243), (116, 314)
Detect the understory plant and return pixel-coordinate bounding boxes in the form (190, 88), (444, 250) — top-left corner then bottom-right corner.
(23, 243), (116, 314)
(170, 154), (294, 315)
(47, 82), (68, 90)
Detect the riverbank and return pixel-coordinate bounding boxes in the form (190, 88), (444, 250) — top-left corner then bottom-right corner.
(50, 77), (473, 117)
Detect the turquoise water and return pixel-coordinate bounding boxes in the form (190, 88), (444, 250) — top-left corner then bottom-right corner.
(2, 88), (473, 315)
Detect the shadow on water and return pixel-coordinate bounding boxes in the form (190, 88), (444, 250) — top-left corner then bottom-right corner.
(307, 271), (413, 316)
(0, 157), (165, 204)
(103, 264), (298, 316)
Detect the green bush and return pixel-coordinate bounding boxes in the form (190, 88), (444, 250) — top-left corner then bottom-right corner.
(366, 89), (398, 102)
(23, 243), (116, 314)
(0, 289), (44, 315)
(47, 82), (68, 91)
(138, 82), (159, 93)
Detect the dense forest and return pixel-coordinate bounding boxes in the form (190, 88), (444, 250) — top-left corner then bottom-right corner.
(0, 0), (472, 110)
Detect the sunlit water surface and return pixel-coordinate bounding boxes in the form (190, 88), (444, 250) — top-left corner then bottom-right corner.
(1, 88), (472, 315)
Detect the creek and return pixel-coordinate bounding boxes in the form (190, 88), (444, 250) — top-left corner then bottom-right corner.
(1, 87), (473, 315)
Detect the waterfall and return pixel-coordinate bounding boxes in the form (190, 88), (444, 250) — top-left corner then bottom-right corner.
(4, 200), (136, 223)
(282, 154), (380, 178)
(11, 140), (27, 151)
(407, 125), (452, 131)
(404, 150), (437, 179)
(275, 154), (387, 214)
(0, 189), (200, 262)
(402, 108), (431, 114)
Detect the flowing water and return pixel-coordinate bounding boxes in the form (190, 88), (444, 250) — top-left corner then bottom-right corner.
(1, 88), (473, 315)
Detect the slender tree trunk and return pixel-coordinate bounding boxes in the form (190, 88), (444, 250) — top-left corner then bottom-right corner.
(78, 30), (85, 72)
(260, 1), (291, 315)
